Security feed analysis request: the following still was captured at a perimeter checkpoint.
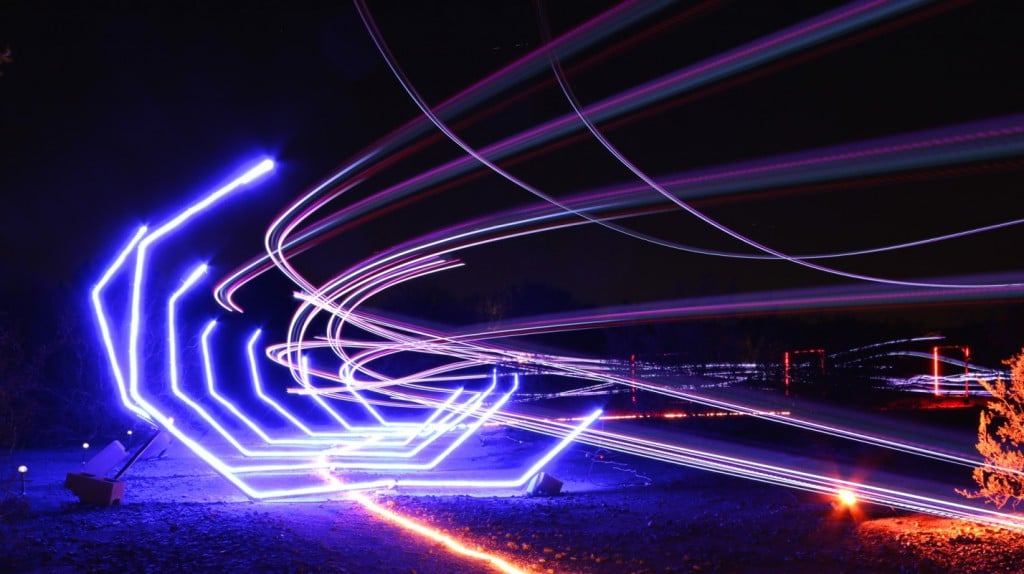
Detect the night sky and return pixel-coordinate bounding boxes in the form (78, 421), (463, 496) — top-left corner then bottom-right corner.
(2, 1), (1023, 359)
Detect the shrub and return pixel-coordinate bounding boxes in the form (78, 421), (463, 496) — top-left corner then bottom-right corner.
(959, 348), (1024, 509)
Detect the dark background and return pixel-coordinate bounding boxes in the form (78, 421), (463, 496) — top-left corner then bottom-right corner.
(1, 1), (1023, 446)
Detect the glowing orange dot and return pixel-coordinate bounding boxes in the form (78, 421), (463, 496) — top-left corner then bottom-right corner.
(837, 489), (857, 506)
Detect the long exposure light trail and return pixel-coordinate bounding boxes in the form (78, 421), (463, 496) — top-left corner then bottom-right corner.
(128, 159), (275, 406)
(91, 225), (150, 421)
(350, 490), (528, 574)
(93, 156), (1024, 519)
(316, 300), (1017, 476)
(277, 292), (993, 484)
(245, 330), (354, 440)
(87, 2), (1024, 550)
(214, 2), (1024, 313)
(359, 0), (1024, 293)
(91, 158), (602, 500)
(253, 265), (1024, 492)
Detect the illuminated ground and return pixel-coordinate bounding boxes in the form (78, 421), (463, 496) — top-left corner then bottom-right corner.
(4, 3), (1022, 571)
(6, 415), (1024, 573)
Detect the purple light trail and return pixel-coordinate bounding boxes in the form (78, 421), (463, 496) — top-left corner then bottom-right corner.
(87, 1), (1024, 534)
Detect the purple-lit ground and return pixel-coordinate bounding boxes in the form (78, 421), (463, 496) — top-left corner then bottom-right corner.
(9, 1), (1022, 572)
(6, 410), (1024, 573)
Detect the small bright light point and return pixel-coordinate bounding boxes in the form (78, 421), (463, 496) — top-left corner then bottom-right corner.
(238, 159), (275, 183)
(127, 430), (133, 436)
(82, 442), (90, 449)
(837, 489), (857, 506)
(18, 465), (27, 474)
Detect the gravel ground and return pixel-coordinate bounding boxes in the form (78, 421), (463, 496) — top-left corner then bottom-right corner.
(3, 425), (1024, 573)
(381, 477), (1024, 573)
(5, 473), (1024, 573)
(1, 496), (493, 573)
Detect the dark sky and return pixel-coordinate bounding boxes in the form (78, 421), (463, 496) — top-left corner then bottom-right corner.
(2, 1), (1023, 355)
(1, 2), (393, 286)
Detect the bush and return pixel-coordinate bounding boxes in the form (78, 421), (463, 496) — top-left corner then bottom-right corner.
(959, 348), (1024, 509)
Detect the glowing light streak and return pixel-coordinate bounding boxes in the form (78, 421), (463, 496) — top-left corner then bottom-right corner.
(107, 253), (568, 494)
(350, 0), (1024, 290)
(245, 330), (351, 441)
(549, 411), (792, 422)
(113, 234), (567, 492)
(351, 491), (527, 574)
(399, 407), (602, 489)
(316, 377), (515, 471)
(409, 331), (1010, 480)
(321, 384), (493, 458)
(91, 225), (150, 420)
(541, 0), (1024, 290)
(195, 321), (355, 453)
(275, 272), (1022, 479)
(224, 0), (670, 313)
(837, 489), (858, 506)
(84, 4), (1024, 531)
(494, 411), (1024, 530)
(168, 316), (325, 458)
(439, 276), (1024, 343)
(831, 335), (946, 358)
(167, 264), (208, 404)
(298, 354), (355, 431)
(128, 159), (274, 410)
(218, 5), (1024, 315)
(402, 387), (466, 445)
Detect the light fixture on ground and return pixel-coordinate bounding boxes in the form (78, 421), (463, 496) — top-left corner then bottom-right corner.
(526, 472), (562, 496)
(18, 465), (27, 495)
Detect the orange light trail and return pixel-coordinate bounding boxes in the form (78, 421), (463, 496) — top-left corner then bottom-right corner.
(350, 492), (528, 574)
(313, 468), (529, 573)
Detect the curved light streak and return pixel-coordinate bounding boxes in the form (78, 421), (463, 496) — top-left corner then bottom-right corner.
(86, 2), (1024, 546)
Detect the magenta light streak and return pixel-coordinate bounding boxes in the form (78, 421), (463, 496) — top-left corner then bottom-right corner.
(85, 2), (1024, 522)
(220, 1), (1024, 310)
(298, 354), (354, 431)
(545, 17), (1024, 291)
(361, 0), (1024, 292)
(231, 2), (668, 314)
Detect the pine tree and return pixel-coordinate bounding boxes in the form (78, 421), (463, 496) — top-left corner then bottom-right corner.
(959, 348), (1024, 509)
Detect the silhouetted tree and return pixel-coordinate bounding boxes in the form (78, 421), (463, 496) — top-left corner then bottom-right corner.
(0, 281), (134, 449)
(959, 347), (1024, 509)
(0, 316), (40, 454)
